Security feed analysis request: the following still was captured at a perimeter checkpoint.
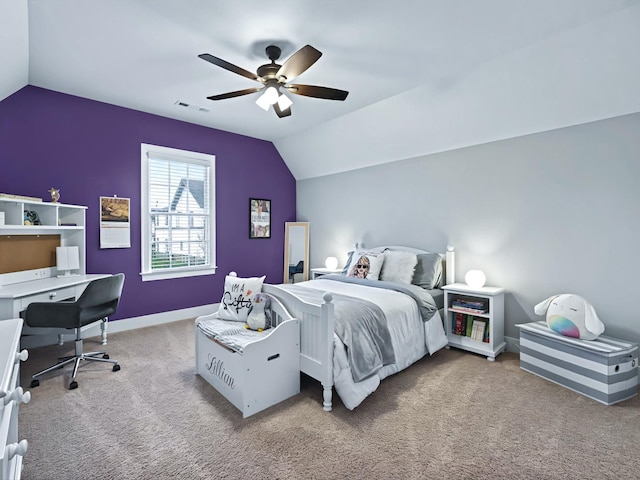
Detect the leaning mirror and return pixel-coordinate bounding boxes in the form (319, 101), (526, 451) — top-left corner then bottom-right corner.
(284, 222), (309, 283)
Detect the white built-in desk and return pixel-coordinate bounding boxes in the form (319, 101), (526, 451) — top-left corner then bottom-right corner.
(0, 274), (111, 345)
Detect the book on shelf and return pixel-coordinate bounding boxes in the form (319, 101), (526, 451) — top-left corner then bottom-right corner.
(465, 315), (474, 337)
(452, 298), (485, 307)
(451, 299), (488, 314)
(484, 322), (490, 343)
(451, 305), (487, 314)
(471, 319), (486, 342)
(454, 312), (464, 335)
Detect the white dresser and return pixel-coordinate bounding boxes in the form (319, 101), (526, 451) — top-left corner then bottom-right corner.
(1, 318), (30, 480)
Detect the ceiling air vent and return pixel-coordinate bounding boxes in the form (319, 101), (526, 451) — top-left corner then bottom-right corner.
(174, 101), (209, 113)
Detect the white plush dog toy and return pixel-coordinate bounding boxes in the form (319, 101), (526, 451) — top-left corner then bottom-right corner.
(534, 294), (605, 340)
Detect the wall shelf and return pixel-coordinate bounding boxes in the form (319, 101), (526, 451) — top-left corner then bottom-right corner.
(0, 199), (87, 286)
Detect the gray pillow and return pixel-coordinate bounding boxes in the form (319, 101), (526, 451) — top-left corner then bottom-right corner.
(412, 253), (443, 289)
(341, 251), (354, 275)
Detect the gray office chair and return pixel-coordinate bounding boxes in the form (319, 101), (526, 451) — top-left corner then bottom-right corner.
(24, 273), (125, 389)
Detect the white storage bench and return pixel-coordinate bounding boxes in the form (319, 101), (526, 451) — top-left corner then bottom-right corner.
(518, 321), (638, 405)
(195, 294), (300, 418)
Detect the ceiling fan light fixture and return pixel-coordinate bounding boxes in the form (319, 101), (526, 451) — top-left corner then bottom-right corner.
(255, 93), (271, 111)
(255, 85), (280, 111)
(256, 85), (280, 111)
(264, 85), (280, 104)
(277, 93), (293, 111)
(200, 44), (348, 118)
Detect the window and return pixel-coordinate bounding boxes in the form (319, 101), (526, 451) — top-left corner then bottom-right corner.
(140, 143), (216, 281)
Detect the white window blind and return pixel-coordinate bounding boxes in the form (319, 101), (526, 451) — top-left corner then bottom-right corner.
(141, 144), (216, 281)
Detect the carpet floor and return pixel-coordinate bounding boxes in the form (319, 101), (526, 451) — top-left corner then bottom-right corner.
(18, 318), (640, 480)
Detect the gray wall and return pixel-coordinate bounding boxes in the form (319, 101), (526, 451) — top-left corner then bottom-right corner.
(297, 113), (640, 344)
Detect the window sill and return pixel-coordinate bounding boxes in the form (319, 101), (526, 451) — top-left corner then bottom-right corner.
(140, 266), (217, 282)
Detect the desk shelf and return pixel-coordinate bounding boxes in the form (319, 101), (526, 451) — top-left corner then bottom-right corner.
(0, 199), (87, 288)
(0, 199), (85, 228)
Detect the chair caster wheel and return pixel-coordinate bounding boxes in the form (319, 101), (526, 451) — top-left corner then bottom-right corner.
(69, 381), (78, 390)
(30, 379), (40, 388)
(103, 354), (110, 359)
(113, 364), (120, 372)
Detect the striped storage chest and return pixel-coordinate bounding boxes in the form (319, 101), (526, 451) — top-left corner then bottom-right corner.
(517, 321), (638, 405)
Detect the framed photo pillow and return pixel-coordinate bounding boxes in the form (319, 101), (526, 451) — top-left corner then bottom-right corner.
(345, 251), (385, 280)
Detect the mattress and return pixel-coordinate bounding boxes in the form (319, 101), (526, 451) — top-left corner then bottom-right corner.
(426, 288), (444, 310)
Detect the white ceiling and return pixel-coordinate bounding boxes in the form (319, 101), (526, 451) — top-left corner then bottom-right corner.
(2, 0), (640, 179)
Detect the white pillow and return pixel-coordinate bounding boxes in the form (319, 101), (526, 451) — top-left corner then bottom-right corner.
(380, 251), (418, 284)
(218, 272), (266, 322)
(345, 251), (385, 280)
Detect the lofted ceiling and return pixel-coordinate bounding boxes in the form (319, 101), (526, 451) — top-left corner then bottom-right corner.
(3, 0), (640, 179)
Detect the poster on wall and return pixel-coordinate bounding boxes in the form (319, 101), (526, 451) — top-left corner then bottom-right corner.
(100, 196), (131, 248)
(249, 198), (271, 239)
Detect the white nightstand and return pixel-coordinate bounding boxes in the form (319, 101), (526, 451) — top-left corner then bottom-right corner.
(442, 283), (506, 361)
(310, 267), (342, 279)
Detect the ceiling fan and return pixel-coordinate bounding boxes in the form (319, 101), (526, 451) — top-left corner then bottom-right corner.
(198, 44), (349, 118)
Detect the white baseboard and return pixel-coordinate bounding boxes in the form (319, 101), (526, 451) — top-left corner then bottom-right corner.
(505, 335), (519, 353)
(20, 303), (219, 350)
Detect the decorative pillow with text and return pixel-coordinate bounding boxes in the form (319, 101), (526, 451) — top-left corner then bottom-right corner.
(218, 273), (266, 322)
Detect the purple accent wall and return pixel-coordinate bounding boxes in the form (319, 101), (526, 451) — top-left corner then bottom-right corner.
(0, 86), (296, 321)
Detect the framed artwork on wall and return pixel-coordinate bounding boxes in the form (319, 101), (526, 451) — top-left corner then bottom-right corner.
(249, 198), (271, 239)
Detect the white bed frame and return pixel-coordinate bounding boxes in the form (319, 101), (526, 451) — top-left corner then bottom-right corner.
(262, 284), (335, 410)
(263, 245), (452, 412)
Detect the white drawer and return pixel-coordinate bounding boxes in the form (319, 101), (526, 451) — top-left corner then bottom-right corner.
(1, 390), (15, 480)
(20, 286), (76, 310)
(0, 319), (27, 480)
(0, 321), (22, 397)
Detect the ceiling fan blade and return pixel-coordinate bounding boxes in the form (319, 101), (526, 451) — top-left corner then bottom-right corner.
(276, 45), (322, 82)
(285, 84), (349, 101)
(198, 53), (260, 82)
(206, 87), (262, 101)
(274, 103), (292, 118)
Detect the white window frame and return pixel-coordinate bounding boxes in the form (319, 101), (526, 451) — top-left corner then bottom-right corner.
(140, 143), (216, 281)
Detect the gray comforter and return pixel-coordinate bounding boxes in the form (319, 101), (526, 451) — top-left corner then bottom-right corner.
(279, 277), (439, 382)
(321, 275), (439, 323)
(279, 284), (395, 382)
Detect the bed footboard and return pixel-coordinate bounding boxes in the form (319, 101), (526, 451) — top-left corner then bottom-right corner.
(263, 284), (335, 411)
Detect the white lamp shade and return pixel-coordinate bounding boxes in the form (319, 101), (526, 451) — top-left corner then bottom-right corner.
(255, 86), (279, 110)
(465, 270), (486, 289)
(325, 256), (339, 270)
(263, 86), (279, 104)
(255, 93), (271, 111)
(277, 93), (293, 111)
